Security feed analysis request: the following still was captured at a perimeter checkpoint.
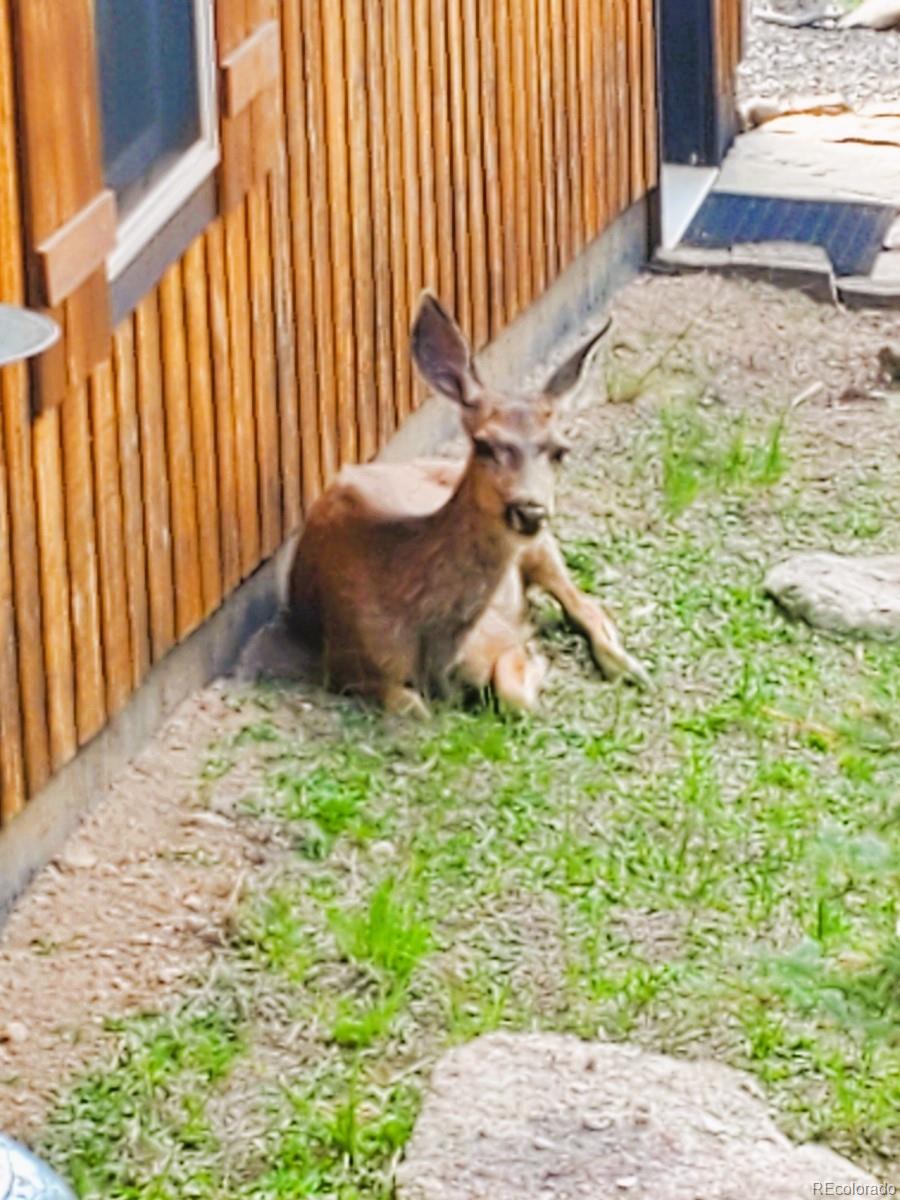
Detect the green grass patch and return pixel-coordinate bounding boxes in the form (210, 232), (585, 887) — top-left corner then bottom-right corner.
(659, 402), (788, 515)
(38, 368), (900, 1194)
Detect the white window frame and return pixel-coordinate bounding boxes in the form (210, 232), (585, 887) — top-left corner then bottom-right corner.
(106, 0), (220, 280)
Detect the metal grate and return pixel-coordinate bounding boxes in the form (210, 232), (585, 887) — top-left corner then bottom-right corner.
(682, 192), (897, 277)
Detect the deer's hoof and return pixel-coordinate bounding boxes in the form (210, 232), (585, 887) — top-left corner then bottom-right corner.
(384, 686), (431, 720)
(592, 643), (653, 690)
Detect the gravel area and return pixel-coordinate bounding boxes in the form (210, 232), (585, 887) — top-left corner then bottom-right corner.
(738, 0), (900, 109)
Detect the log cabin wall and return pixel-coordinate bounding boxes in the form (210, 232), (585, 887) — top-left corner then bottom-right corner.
(0, 0), (662, 830)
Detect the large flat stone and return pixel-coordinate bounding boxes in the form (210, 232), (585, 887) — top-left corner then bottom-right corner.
(766, 552), (900, 638)
(714, 115), (900, 206)
(840, 251), (900, 309)
(396, 1034), (881, 1200)
(654, 242), (836, 301)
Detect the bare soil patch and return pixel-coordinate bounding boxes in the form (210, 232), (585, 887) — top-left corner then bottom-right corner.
(0, 685), (278, 1139)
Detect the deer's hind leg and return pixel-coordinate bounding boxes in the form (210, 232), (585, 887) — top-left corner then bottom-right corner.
(323, 616), (431, 718)
(493, 646), (549, 711)
(520, 533), (650, 687)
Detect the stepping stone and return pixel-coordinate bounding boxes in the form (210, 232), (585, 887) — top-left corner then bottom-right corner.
(396, 1033), (880, 1200)
(766, 552), (900, 637)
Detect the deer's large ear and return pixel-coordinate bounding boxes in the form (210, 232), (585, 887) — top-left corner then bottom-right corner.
(542, 315), (613, 402)
(411, 292), (481, 408)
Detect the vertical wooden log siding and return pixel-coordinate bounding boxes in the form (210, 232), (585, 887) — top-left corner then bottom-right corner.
(0, 0), (675, 825)
(0, 0), (25, 812)
(714, 0), (744, 124)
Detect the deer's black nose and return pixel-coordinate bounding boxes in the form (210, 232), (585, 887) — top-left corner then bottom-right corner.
(505, 500), (547, 537)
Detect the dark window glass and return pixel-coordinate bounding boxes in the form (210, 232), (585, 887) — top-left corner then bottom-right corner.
(96, 1), (201, 218)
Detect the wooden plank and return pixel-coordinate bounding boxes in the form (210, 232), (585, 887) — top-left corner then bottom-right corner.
(365, 0), (399, 447)
(494, 0), (519, 320)
(462, 0), (489, 348)
(111, 317), (151, 689)
(248, 0), (280, 184)
(134, 293), (176, 661)
(397, 0), (427, 394)
(1, 0), (51, 795)
(578, 0), (599, 240)
(627, 0), (645, 200)
(589, 0), (610, 235)
(322, 3), (358, 459)
(522, 0), (547, 299)
(246, 182), (282, 557)
(217, 0), (254, 210)
(278, 0), (321, 508)
(536, 0), (558, 281)
(0, 0), (48, 800)
(0, 2), (25, 808)
(602, 0), (621, 224)
(429, 0), (456, 315)
(345, 0), (378, 462)
(550, 0), (572, 270)
(159, 264), (203, 637)
(0, 421), (24, 823)
(60, 382), (106, 744)
(89, 360), (132, 717)
(0, 370), (50, 792)
(564, 0), (585, 256)
(223, 202), (262, 575)
(204, 219), (242, 595)
(183, 237), (224, 613)
(268, 167), (304, 531)
(380, 0), (411, 425)
(36, 189), (116, 309)
(641, 0), (658, 195)
(614, 0), (630, 215)
(301, 0), (339, 478)
(479, 0), (505, 336)
(221, 18), (280, 117)
(31, 408), (77, 770)
(414, 0), (439, 298)
(509, 0), (533, 311)
(446, 0), (473, 338)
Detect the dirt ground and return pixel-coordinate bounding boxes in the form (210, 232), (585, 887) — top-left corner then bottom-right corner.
(0, 685), (282, 1138)
(1, 269), (899, 1158)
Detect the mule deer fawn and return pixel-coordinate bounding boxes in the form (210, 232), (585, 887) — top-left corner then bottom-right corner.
(287, 293), (647, 716)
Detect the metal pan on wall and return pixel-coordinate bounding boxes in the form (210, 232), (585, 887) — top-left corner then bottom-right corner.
(0, 305), (61, 368)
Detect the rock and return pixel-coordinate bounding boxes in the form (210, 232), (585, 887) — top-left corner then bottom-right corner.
(0, 1021), (29, 1046)
(58, 844), (98, 872)
(395, 1033), (880, 1200)
(839, 0), (900, 29)
(765, 553), (900, 638)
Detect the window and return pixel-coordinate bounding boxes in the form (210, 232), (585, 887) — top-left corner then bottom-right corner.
(96, 0), (219, 278)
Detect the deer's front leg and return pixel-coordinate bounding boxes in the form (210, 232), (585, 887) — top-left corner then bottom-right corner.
(520, 533), (651, 688)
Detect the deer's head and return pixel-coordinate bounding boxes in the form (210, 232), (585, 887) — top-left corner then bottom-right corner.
(411, 293), (608, 538)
